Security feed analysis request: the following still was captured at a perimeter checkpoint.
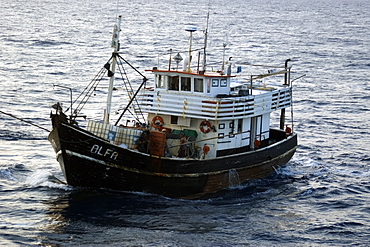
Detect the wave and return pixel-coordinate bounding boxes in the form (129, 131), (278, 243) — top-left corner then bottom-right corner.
(0, 168), (18, 181)
(0, 130), (45, 141)
(30, 39), (72, 47)
(308, 221), (365, 235)
(24, 170), (71, 191)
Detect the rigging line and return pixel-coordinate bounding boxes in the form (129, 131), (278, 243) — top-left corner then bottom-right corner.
(116, 62), (138, 116)
(125, 108), (142, 124)
(115, 61), (135, 111)
(67, 68), (102, 108)
(114, 77), (147, 126)
(73, 77), (103, 116)
(117, 56), (146, 121)
(129, 86), (147, 123)
(69, 62), (113, 116)
(291, 74), (306, 83)
(78, 62), (110, 99)
(67, 68), (105, 115)
(113, 54), (148, 126)
(66, 56), (114, 113)
(117, 53), (147, 80)
(0, 110), (50, 132)
(115, 61), (133, 103)
(116, 58), (133, 96)
(64, 68), (104, 114)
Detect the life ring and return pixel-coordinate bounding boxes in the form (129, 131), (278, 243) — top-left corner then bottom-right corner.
(152, 116), (164, 129)
(200, 120), (211, 133)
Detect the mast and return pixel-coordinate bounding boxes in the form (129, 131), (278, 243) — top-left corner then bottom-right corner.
(280, 59), (291, 130)
(221, 33), (228, 73)
(202, 12), (209, 72)
(185, 26), (197, 72)
(104, 15), (122, 124)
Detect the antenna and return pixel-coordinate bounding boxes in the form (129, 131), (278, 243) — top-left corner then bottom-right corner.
(221, 33), (229, 72)
(115, 0), (120, 18)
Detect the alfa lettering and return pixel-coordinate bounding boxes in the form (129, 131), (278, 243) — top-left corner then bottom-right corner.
(90, 144), (118, 160)
(91, 144), (103, 155)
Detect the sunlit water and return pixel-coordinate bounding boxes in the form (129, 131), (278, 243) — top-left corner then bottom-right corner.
(1, 0), (370, 246)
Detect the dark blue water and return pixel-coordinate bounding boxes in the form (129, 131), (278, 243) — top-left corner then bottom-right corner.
(1, 0), (370, 246)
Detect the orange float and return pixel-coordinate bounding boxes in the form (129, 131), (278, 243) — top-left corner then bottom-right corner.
(151, 116), (164, 129)
(200, 120), (211, 133)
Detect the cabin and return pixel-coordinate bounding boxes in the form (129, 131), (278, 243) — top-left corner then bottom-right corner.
(137, 66), (292, 159)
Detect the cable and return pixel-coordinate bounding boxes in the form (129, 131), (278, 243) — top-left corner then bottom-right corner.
(0, 110), (50, 132)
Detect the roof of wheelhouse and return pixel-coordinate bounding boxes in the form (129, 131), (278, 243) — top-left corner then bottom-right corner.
(146, 69), (235, 78)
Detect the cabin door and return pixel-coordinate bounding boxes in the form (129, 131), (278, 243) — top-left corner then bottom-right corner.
(239, 118), (250, 147)
(234, 119), (250, 148)
(250, 116), (262, 149)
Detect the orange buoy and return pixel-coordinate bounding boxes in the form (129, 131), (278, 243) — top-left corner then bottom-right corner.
(254, 139), (261, 148)
(203, 144), (210, 154)
(151, 116), (164, 129)
(200, 121), (211, 133)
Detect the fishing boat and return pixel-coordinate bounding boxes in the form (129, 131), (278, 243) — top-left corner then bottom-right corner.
(49, 15), (297, 199)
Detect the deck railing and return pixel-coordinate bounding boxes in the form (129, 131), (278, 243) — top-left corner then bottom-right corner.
(137, 87), (291, 121)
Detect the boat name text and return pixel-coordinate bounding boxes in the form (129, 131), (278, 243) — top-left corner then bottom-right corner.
(90, 144), (118, 160)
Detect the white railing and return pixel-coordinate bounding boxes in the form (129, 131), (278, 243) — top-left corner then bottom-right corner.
(137, 87), (291, 120)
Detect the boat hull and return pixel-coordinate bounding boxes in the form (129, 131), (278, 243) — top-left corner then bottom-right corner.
(48, 122), (297, 199)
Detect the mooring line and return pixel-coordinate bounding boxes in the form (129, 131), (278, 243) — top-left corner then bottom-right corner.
(0, 110), (50, 132)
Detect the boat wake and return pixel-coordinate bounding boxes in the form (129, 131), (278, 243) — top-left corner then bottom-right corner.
(205, 155), (332, 202)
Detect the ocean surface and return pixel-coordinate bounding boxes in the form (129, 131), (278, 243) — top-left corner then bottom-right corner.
(1, 0), (370, 246)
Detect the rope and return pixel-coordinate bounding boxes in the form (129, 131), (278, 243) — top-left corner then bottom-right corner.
(116, 55), (146, 123)
(66, 56), (113, 116)
(169, 130), (251, 148)
(0, 110), (50, 132)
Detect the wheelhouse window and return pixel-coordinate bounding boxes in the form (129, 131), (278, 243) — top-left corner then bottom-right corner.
(171, 116), (178, 124)
(212, 79), (219, 87)
(220, 79), (227, 87)
(168, 75), (179, 91)
(194, 78), (204, 92)
(180, 77), (191, 91)
(156, 74), (165, 89)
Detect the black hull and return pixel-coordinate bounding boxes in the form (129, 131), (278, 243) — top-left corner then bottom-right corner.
(48, 122), (297, 199)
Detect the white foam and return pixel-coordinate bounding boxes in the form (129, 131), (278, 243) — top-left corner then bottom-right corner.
(0, 168), (17, 181)
(25, 170), (51, 185)
(25, 170), (72, 191)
